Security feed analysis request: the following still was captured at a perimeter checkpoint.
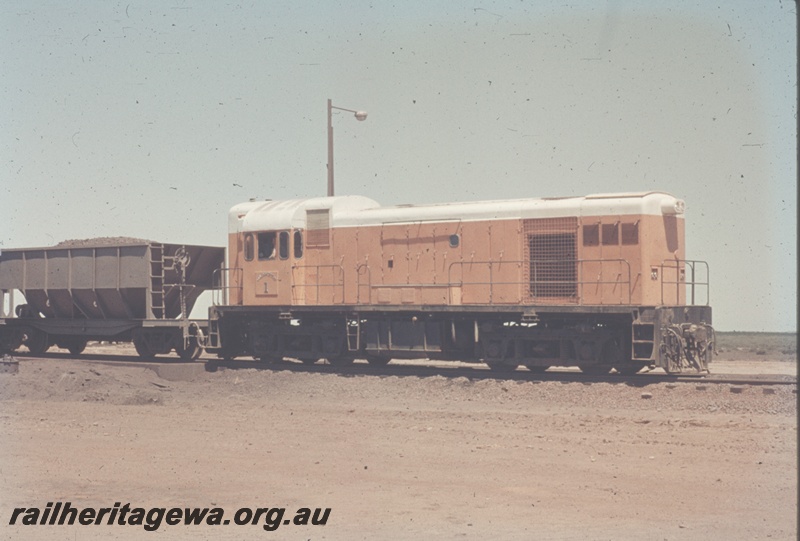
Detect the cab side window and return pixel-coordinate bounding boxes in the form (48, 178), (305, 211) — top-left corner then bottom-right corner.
(244, 233), (254, 261)
(258, 232), (277, 260)
(294, 231), (303, 259)
(279, 231), (290, 260)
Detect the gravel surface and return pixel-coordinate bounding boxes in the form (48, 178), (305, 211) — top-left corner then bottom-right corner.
(0, 353), (796, 541)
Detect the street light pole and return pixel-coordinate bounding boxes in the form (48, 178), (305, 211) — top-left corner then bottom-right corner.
(327, 99), (367, 197)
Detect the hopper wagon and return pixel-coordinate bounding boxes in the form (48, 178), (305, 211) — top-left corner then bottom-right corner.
(0, 241), (225, 360)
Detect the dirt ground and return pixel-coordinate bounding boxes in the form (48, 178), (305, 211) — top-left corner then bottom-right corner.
(0, 341), (796, 540)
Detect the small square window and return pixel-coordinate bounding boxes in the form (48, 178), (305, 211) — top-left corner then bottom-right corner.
(621, 223), (639, 245)
(602, 223), (619, 245)
(449, 234), (460, 248)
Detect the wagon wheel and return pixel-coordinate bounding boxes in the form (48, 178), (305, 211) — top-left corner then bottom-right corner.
(177, 336), (203, 361)
(365, 355), (391, 366)
(132, 334), (155, 359)
(24, 329), (50, 355)
(0, 331), (24, 354)
(66, 339), (88, 356)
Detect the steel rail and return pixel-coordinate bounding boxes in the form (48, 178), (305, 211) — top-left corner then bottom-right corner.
(8, 351), (796, 387)
(205, 358), (796, 387)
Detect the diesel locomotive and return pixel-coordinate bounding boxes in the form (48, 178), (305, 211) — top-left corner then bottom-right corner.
(205, 191), (713, 374)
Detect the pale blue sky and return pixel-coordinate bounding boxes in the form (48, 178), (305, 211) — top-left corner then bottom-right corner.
(1, 0), (796, 331)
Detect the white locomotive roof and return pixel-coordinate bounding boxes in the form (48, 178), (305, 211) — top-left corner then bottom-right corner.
(231, 192), (684, 233)
(229, 196), (380, 233)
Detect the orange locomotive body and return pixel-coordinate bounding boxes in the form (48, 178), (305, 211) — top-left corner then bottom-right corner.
(209, 192), (712, 374)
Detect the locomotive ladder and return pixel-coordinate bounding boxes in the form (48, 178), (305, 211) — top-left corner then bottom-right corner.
(149, 243), (165, 319)
(346, 316), (360, 351)
(207, 315), (221, 349)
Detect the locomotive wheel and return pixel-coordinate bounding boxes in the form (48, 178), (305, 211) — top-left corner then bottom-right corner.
(525, 364), (549, 374)
(24, 329), (50, 355)
(579, 365), (611, 375)
(613, 363), (642, 376)
(488, 362), (519, 372)
(326, 357), (353, 366)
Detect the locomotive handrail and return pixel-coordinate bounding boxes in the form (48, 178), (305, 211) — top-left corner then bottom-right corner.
(355, 263), (371, 304)
(291, 264), (346, 305)
(211, 267), (242, 306)
(659, 259), (710, 306)
(283, 258), (634, 306)
(572, 258), (633, 305)
(446, 258), (633, 305)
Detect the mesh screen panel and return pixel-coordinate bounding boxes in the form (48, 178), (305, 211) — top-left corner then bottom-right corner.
(524, 218), (578, 301)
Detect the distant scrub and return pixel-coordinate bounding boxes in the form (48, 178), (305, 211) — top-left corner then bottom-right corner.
(716, 332), (796, 355)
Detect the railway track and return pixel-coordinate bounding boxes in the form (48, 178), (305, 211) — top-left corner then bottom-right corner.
(5, 351), (796, 388)
(206, 358), (796, 387)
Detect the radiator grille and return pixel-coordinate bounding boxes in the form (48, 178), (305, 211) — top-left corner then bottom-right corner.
(524, 218), (578, 300)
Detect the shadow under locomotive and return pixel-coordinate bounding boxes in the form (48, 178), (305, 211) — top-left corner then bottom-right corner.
(204, 355), (706, 388)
